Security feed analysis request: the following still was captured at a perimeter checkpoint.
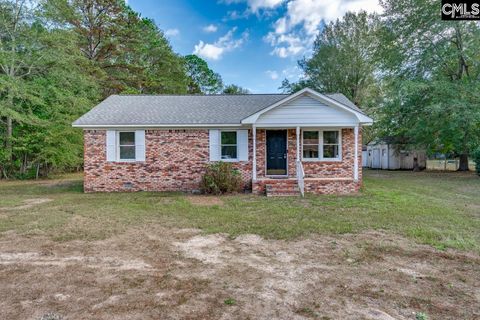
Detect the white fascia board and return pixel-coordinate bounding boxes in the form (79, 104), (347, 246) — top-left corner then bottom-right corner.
(72, 123), (245, 129)
(253, 123), (359, 128)
(359, 118), (374, 125)
(241, 87), (374, 125)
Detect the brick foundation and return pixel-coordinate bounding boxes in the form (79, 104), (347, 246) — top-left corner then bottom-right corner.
(304, 179), (360, 194)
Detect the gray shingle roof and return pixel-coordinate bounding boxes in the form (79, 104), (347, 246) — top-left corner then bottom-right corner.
(327, 93), (363, 113)
(72, 92), (362, 127)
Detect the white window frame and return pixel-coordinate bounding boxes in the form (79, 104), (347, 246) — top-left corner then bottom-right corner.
(117, 131), (136, 162)
(302, 129), (342, 162)
(220, 130), (238, 162)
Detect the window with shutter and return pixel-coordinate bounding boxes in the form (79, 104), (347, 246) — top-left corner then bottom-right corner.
(135, 130), (145, 162)
(118, 132), (136, 161)
(209, 130), (220, 161)
(106, 131), (116, 162)
(237, 129), (249, 161)
(221, 131), (237, 160)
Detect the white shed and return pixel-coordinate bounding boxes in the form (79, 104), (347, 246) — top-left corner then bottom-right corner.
(364, 140), (426, 170)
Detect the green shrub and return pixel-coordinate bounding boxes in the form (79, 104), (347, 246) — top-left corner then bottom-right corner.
(200, 162), (242, 194)
(224, 298), (236, 305)
(415, 312), (428, 320)
(473, 148), (480, 176)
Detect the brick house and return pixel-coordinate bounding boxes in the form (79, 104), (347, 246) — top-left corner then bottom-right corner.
(73, 88), (373, 196)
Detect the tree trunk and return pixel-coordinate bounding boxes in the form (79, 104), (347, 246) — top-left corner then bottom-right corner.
(2, 116), (13, 179)
(6, 116), (12, 159)
(457, 154), (469, 171)
(454, 24), (469, 80)
(20, 153), (27, 174)
(412, 155), (420, 172)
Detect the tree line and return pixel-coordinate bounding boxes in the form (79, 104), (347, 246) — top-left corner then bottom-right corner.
(0, 0), (243, 179)
(1, 0), (478, 178)
(282, 0), (480, 171)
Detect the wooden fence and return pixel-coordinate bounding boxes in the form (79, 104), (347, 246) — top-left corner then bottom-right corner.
(426, 160), (476, 171)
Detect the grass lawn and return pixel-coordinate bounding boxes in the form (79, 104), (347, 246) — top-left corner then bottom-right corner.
(1, 170), (479, 320)
(0, 170), (478, 252)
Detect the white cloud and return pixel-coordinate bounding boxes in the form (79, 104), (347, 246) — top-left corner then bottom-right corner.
(193, 42), (225, 60)
(265, 0), (382, 58)
(165, 28), (180, 37)
(248, 0), (284, 12)
(282, 0), (381, 35)
(220, 0), (284, 13)
(281, 65), (302, 80)
(193, 28), (249, 60)
(274, 17), (287, 34)
(265, 70), (279, 80)
(265, 32), (306, 58)
(223, 9), (251, 21)
(203, 24), (218, 33)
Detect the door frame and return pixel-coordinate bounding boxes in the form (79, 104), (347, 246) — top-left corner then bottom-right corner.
(264, 129), (288, 177)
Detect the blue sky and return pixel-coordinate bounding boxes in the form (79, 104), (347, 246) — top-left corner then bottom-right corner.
(127, 0), (381, 93)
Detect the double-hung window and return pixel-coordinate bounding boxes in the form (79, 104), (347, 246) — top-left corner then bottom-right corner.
(221, 131), (237, 160)
(107, 130), (145, 162)
(322, 131), (340, 159)
(302, 130), (341, 161)
(303, 131), (320, 159)
(118, 132), (136, 161)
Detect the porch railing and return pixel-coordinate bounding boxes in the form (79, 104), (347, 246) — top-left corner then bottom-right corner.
(296, 160), (305, 197)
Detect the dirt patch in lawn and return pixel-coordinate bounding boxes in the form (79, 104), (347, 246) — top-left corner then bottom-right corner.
(0, 252), (153, 271)
(187, 196), (224, 206)
(0, 228), (478, 320)
(0, 198), (52, 211)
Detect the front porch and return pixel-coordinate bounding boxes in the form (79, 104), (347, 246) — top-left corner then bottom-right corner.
(230, 88), (371, 196)
(249, 127), (361, 196)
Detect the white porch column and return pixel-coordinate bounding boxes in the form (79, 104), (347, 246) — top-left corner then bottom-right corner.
(354, 125), (359, 182)
(252, 125), (257, 181)
(296, 126), (300, 161)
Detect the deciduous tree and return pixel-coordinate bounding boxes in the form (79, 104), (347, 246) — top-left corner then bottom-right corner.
(282, 11), (381, 143)
(0, 0), (99, 177)
(378, 0), (480, 170)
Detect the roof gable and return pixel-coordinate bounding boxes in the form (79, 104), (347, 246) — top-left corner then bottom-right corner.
(254, 94), (358, 126)
(241, 88), (373, 125)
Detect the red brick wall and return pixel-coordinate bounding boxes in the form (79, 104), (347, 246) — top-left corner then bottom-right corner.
(302, 128), (360, 179)
(254, 129), (266, 178)
(304, 180), (361, 194)
(84, 129), (252, 192)
(84, 128), (362, 194)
